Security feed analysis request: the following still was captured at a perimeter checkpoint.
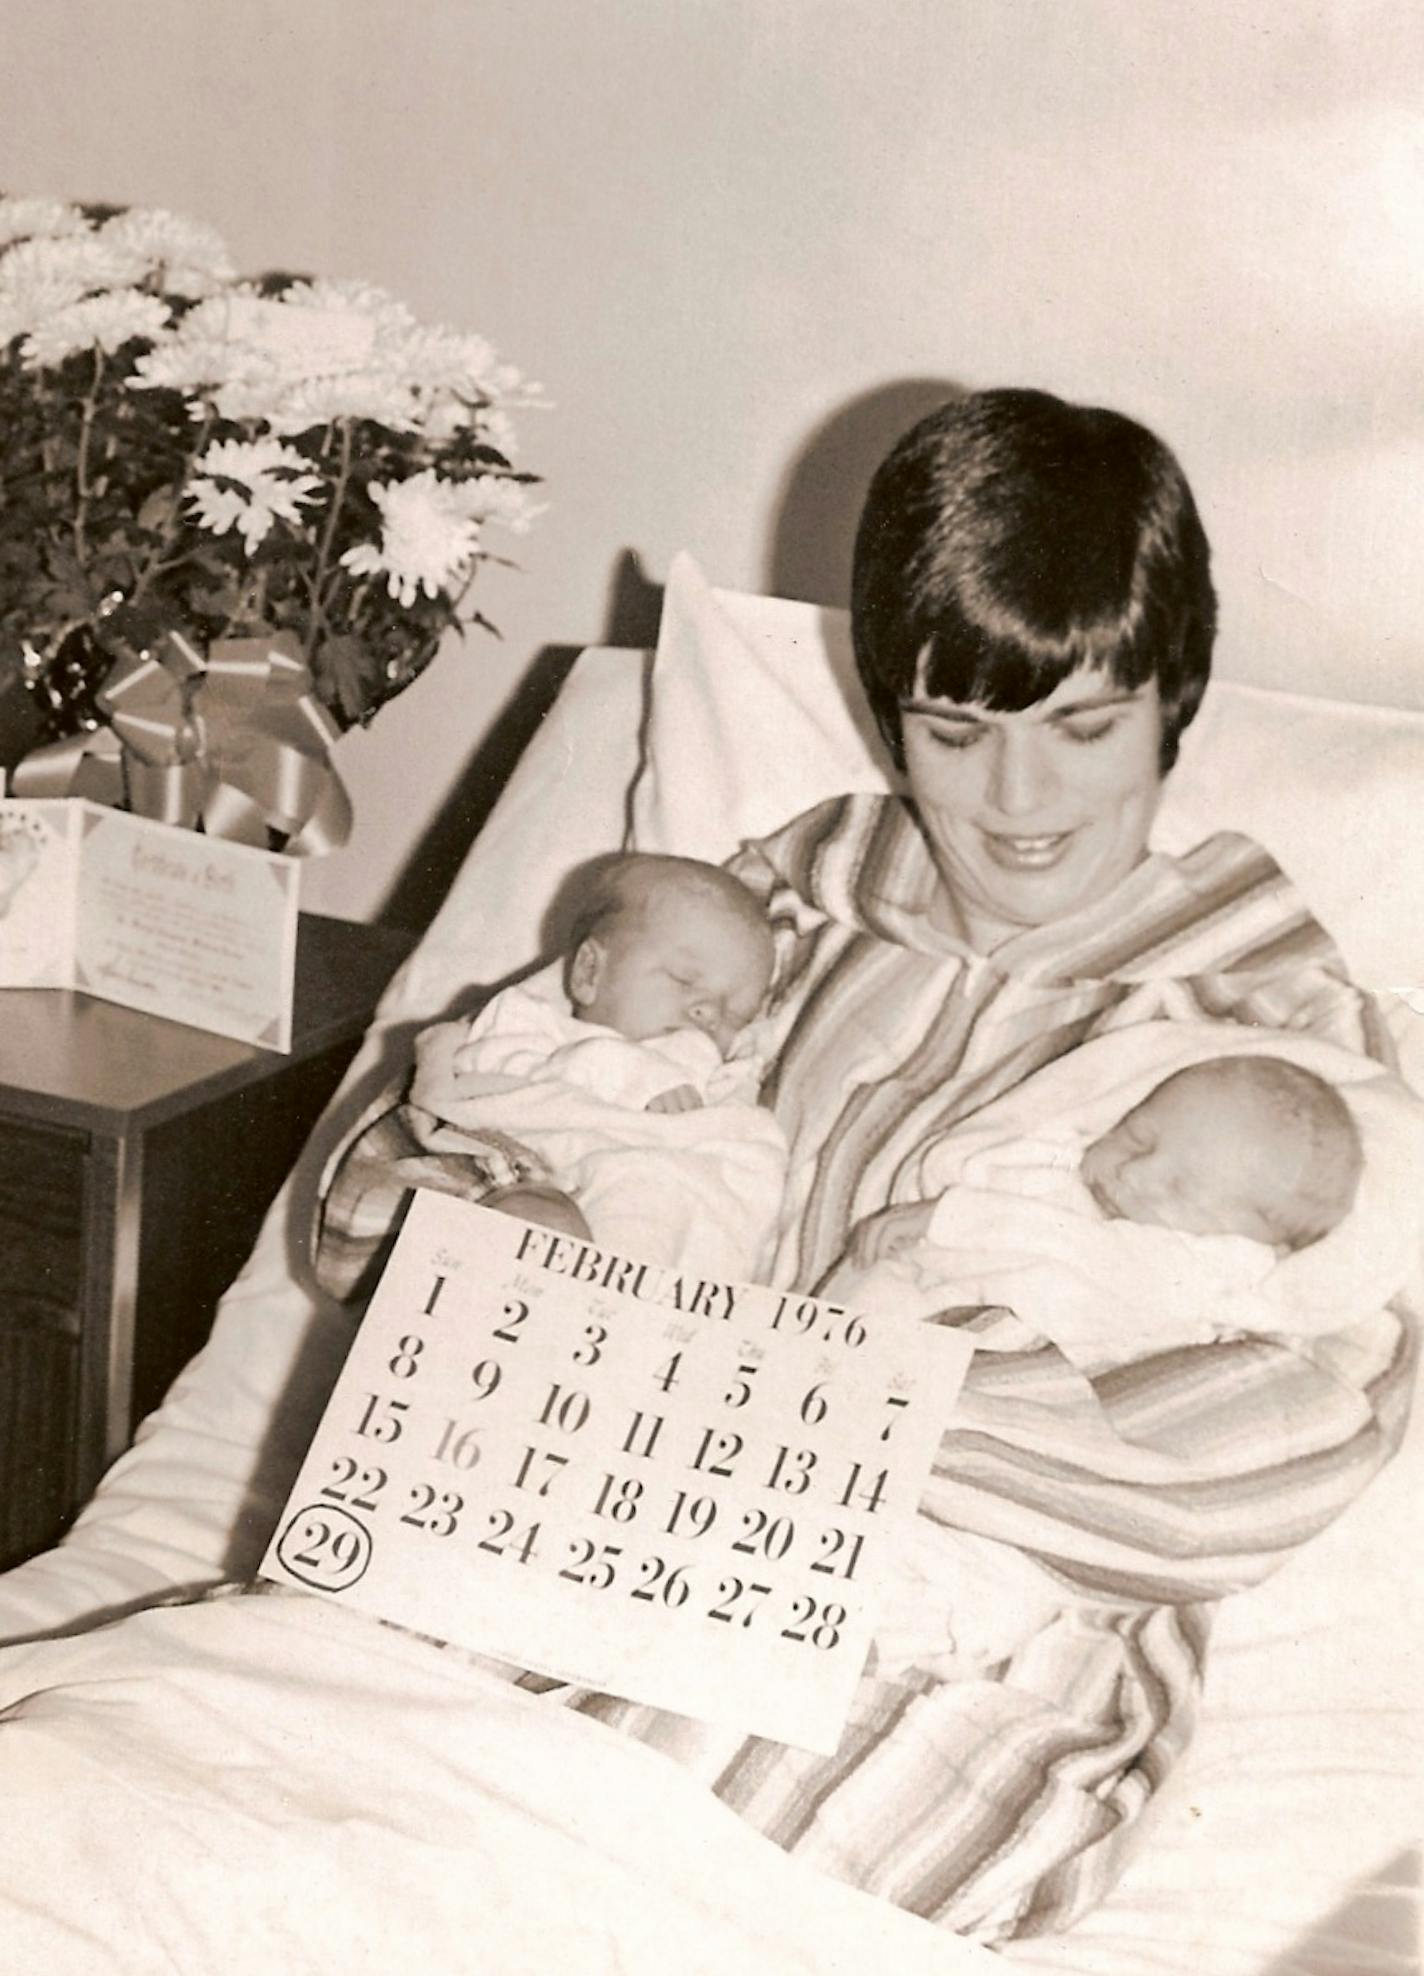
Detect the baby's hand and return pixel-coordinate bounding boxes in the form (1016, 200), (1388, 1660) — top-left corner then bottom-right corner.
(484, 1185), (593, 1241)
(646, 1084), (703, 1115)
(845, 1199), (936, 1269)
(409, 1020), (477, 1113)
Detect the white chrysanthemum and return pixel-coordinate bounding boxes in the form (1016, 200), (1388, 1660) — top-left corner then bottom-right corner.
(100, 207), (237, 298)
(376, 322), (502, 400)
(186, 437), (324, 553)
(0, 197), (92, 249)
(282, 278), (417, 337)
(457, 473), (545, 535)
(472, 404), (519, 458)
(21, 289), (171, 367)
(133, 329), (277, 396)
(339, 470), (483, 606)
(0, 274), (93, 339)
(206, 376), (293, 424)
(260, 370), (422, 435)
(156, 291), (255, 341)
(0, 233), (149, 311)
(421, 395), (476, 443)
(130, 294), (281, 404)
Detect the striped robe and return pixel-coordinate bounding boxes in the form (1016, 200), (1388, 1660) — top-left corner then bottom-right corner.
(564, 799), (1417, 1942)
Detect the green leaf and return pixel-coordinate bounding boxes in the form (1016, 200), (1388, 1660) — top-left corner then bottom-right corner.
(316, 634), (386, 727)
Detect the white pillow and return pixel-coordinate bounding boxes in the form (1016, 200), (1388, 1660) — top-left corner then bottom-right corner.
(632, 553), (1424, 994)
(631, 552), (898, 863)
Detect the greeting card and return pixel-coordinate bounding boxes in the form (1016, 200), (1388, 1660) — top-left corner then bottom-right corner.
(0, 799), (299, 1050)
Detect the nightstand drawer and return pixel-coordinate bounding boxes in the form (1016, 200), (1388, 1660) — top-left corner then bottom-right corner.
(0, 913), (413, 1569)
(0, 1116), (86, 1329)
(0, 1328), (78, 1567)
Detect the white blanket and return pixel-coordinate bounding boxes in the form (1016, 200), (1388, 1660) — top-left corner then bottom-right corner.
(879, 1021), (1424, 1356)
(430, 1066), (787, 1282)
(356, 965), (789, 1283)
(0, 1586), (996, 1974)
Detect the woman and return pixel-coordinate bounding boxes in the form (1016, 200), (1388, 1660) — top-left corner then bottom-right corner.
(560, 391), (1416, 1941)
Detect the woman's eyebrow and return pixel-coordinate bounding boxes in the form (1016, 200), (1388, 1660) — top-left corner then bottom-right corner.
(1047, 689), (1142, 720)
(899, 699), (988, 722)
(901, 688), (1143, 724)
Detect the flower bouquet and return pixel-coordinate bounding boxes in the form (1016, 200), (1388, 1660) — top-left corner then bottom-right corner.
(0, 194), (543, 852)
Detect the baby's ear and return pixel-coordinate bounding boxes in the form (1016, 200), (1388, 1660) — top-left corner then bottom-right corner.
(568, 937), (603, 1009)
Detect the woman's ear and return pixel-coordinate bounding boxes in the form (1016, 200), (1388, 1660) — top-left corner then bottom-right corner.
(568, 937), (603, 1010)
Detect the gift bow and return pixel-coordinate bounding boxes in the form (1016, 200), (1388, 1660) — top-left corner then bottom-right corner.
(14, 631), (352, 857)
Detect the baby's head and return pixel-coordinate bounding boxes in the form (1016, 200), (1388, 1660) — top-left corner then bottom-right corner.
(1079, 1054), (1363, 1251)
(565, 854), (774, 1058)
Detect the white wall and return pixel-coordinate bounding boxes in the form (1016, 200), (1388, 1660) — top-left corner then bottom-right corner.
(3, 0), (1420, 921)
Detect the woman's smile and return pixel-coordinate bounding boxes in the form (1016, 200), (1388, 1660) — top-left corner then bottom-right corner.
(980, 828), (1077, 871)
(900, 669), (1166, 950)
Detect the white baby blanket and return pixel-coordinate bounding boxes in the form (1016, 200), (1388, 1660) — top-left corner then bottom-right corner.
(427, 966), (788, 1281)
(887, 1020), (1424, 1355)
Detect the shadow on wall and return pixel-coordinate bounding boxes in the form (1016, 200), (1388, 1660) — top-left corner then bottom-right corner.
(763, 376), (964, 606)
(379, 551), (665, 932)
(381, 376), (963, 931)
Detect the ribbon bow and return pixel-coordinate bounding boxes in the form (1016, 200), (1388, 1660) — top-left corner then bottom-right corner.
(14, 630), (352, 857)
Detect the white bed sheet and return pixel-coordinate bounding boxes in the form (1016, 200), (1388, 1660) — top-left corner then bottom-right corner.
(0, 644), (1418, 1974)
(0, 1589), (998, 1975)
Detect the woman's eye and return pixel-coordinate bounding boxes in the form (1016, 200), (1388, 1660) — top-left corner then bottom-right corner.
(927, 726), (983, 752)
(1061, 718), (1117, 746)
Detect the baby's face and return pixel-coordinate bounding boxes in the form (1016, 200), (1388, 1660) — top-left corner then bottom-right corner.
(1079, 1069), (1305, 1243)
(578, 890), (772, 1057)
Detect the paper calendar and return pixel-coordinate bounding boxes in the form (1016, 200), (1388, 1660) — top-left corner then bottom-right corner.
(262, 1191), (972, 1753)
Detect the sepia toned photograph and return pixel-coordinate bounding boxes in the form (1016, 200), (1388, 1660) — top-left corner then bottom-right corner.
(0, 4), (1417, 1970)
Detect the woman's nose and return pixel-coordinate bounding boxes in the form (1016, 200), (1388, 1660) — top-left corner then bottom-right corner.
(988, 732), (1057, 816)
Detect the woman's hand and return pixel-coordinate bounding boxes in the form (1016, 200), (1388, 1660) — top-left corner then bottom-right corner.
(483, 1184), (593, 1242)
(844, 1199), (937, 1269)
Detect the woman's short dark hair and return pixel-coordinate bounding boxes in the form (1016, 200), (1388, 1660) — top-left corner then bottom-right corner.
(850, 388), (1216, 774)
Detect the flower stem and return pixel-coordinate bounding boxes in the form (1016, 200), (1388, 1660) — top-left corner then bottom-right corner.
(216, 565), (269, 642)
(130, 409), (217, 605)
(71, 347), (105, 570)
(305, 418), (353, 659)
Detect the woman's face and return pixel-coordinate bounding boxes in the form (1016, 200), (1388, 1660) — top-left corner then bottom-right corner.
(900, 668), (1165, 950)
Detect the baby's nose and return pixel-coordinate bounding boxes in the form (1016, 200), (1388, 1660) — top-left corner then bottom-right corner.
(692, 1007), (736, 1056)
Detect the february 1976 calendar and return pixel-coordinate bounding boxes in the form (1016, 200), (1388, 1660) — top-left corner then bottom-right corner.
(261, 1190), (972, 1754)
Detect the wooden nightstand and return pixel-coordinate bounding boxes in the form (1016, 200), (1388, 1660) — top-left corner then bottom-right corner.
(0, 913), (413, 1569)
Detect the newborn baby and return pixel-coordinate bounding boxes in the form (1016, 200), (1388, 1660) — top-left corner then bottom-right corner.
(838, 1053), (1367, 1372)
(419, 850), (775, 1133)
(840, 1053), (1377, 1683)
(1079, 1053), (1361, 1248)
(316, 854), (788, 1298)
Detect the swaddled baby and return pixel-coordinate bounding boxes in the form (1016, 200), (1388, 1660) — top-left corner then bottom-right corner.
(410, 852), (786, 1268)
(838, 1053), (1366, 1371)
(1081, 1053), (1360, 1250)
(316, 854), (787, 1299)
(835, 1049), (1401, 1682)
